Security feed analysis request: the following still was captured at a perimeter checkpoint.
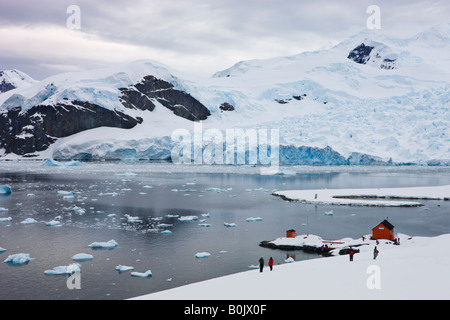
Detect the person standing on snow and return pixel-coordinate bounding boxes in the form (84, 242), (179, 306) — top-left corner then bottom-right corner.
(259, 256), (264, 272)
(268, 257), (274, 271)
(373, 246), (379, 260)
(348, 247), (355, 261)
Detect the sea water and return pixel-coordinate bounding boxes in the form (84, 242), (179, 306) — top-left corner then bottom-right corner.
(0, 162), (449, 300)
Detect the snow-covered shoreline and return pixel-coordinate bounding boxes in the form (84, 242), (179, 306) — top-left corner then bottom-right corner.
(131, 233), (450, 300)
(274, 185), (450, 207)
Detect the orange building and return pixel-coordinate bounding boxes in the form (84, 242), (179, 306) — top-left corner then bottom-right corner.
(372, 219), (395, 241)
(286, 229), (296, 238)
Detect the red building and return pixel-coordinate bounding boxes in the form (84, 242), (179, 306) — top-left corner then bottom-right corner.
(372, 219), (395, 241)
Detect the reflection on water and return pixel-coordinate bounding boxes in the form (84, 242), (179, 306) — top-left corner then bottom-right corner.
(0, 163), (449, 299)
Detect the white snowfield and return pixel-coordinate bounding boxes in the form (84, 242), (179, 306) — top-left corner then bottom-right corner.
(131, 233), (450, 300)
(274, 184), (450, 207)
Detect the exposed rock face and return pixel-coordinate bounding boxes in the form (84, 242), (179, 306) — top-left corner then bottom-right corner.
(0, 101), (141, 155)
(219, 102), (235, 111)
(0, 75), (210, 156)
(347, 43), (375, 64)
(120, 75), (210, 121)
(348, 43), (398, 70)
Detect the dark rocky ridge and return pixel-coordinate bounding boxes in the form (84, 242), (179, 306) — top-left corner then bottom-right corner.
(119, 75), (210, 121)
(0, 75), (210, 156)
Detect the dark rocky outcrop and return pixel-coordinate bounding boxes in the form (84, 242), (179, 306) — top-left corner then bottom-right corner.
(347, 43), (374, 64)
(219, 102), (235, 111)
(120, 75), (210, 121)
(0, 75), (211, 156)
(0, 101), (140, 155)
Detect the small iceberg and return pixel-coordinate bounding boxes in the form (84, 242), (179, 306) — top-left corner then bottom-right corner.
(0, 247), (6, 253)
(88, 239), (118, 249)
(0, 186), (12, 195)
(161, 230), (172, 234)
(198, 223), (211, 227)
(46, 220), (62, 226)
(324, 210), (334, 216)
(0, 217), (12, 222)
(131, 270), (152, 277)
(4, 253), (34, 265)
(156, 223), (173, 228)
(195, 252), (211, 258)
(44, 263), (81, 275)
(115, 265), (134, 273)
(72, 253), (94, 261)
(20, 218), (38, 225)
(246, 217), (263, 222)
(114, 172), (137, 177)
(41, 159), (82, 167)
(124, 214), (142, 223)
(224, 222), (237, 227)
(0, 207), (9, 212)
(178, 215), (198, 222)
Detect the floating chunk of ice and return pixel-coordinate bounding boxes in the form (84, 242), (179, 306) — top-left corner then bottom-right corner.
(124, 214), (142, 223)
(0, 208), (8, 212)
(198, 223), (211, 227)
(0, 217), (12, 222)
(44, 263), (81, 275)
(157, 223), (173, 228)
(131, 270), (152, 277)
(324, 210), (334, 216)
(46, 220), (61, 226)
(161, 230), (172, 234)
(195, 252), (211, 258)
(224, 222), (237, 227)
(115, 265), (134, 273)
(114, 172), (137, 177)
(178, 216), (198, 221)
(72, 253), (94, 261)
(0, 247), (6, 253)
(4, 253), (33, 265)
(20, 218), (38, 224)
(0, 186), (12, 195)
(88, 239), (118, 249)
(246, 217), (263, 222)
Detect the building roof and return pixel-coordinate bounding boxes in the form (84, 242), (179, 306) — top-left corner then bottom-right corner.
(372, 219), (394, 230)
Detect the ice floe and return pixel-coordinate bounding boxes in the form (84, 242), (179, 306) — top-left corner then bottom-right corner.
(0, 185), (12, 195)
(44, 263), (81, 275)
(0, 217), (12, 222)
(88, 239), (118, 249)
(115, 265), (134, 273)
(195, 252), (211, 258)
(0, 207), (9, 212)
(224, 222), (237, 227)
(178, 215), (198, 221)
(72, 253), (94, 261)
(4, 253), (34, 265)
(20, 218), (38, 224)
(131, 270), (152, 277)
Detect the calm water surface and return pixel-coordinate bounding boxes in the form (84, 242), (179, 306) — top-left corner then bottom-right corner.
(0, 162), (449, 300)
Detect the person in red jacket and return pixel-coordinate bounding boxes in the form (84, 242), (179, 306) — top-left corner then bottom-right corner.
(268, 257), (274, 271)
(348, 247), (355, 261)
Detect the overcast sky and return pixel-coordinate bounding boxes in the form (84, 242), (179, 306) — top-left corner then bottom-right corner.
(0, 0), (449, 80)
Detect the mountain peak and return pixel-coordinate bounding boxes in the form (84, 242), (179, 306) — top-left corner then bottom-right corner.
(0, 69), (37, 93)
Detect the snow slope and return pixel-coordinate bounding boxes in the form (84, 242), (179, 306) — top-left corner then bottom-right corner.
(1, 24), (449, 164)
(131, 233), (450, 300)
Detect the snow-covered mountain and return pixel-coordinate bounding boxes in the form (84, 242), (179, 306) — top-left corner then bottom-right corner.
(0, 24), (449, 165)
(0, 69), (37, 93)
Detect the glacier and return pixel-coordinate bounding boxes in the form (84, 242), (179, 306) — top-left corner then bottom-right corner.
(0, 24), (449, 165)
